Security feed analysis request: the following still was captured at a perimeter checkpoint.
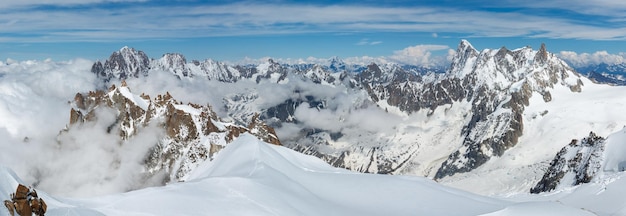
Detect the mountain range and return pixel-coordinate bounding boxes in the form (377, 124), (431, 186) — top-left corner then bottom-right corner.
(572, 62), (626, 85)
(84, 40), (626, 195)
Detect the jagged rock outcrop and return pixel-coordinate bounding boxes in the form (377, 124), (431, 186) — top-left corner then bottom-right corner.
(530, 132), (606, 193)
(4, 184), (46, 216)
(67, 83), (281, 182)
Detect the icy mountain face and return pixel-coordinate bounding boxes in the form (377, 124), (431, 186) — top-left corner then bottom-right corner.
(91, 47), (150, 83)
(67, 81), (281, 182)
(530, 132), (605, 193)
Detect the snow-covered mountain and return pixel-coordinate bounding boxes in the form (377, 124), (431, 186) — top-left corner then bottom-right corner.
(2, 134), (622, 215)
(88, 40), (626, 196)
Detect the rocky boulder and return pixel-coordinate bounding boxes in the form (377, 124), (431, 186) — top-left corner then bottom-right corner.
(3, 184), (46, 216)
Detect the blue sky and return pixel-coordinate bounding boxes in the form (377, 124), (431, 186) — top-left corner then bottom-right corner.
(1, 0), (626, 66)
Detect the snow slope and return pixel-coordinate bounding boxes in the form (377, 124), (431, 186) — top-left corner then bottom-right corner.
(1, 134), (608, 215)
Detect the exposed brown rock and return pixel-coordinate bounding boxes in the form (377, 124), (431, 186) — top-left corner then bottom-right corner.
(4, 184), (46, 216)
(15, 184), (28, 200)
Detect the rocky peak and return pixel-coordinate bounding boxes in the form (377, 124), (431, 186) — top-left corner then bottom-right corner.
(358, 63), (384, 83)
(448, 40), (479, 77)
(92, 46), (151, 83)
(192, 59), (241, 82)
(328, 56), (346, 72)
(255, 58), (288, 83)
(156, 53), (189, 78)
(534, 43), (549, 64)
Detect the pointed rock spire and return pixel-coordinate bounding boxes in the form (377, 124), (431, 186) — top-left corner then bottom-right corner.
(535, 43), (549, 64)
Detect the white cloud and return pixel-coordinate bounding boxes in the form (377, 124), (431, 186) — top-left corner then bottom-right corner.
(388, 45), (452, 66)
(558, 51), (626, 67)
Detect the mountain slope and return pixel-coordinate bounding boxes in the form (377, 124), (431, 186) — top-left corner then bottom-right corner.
(2, 134), (611, 215)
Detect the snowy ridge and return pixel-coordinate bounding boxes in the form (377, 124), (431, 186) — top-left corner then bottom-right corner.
(1, 135), (614, 215)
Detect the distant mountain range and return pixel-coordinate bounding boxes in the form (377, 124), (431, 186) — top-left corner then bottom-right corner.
(571, 63), (626, 85)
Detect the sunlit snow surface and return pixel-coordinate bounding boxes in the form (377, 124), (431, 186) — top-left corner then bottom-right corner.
(1, 134), (621, 215)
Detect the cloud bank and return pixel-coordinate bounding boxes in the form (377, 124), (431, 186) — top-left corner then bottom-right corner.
(559, 51), (626, 67)
(229, 44), (454, 67)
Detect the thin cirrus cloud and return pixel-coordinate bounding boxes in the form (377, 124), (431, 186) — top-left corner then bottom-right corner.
(0, 1), (625, 42)
(356, 39), (382, 46)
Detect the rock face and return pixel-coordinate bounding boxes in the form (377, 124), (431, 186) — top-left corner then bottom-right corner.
(67, 82), (280, 182)
(530, 132), (606, 193)
(89, 41), (586, 180)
